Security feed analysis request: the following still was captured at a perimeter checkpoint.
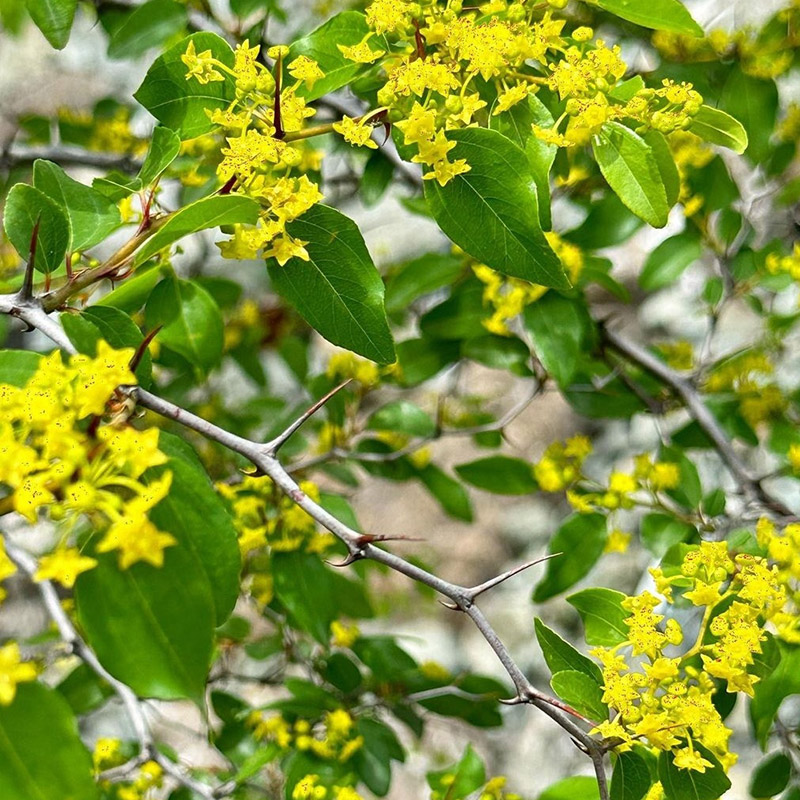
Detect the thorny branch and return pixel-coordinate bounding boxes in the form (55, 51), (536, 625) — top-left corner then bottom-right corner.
(0, 301), (612, 797)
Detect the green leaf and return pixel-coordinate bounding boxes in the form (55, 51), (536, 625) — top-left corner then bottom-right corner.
(107, 0), (187, 60)
(138, 126), (182, 186)
(658, 743), (731, 800)
(640, 513), (695, 558)
(644, 130), (681, 209)
(427, 744), (486, 800)
(145, 274), (224, 373)
(567, 587), (629, 646)
(268, 204), (395, 364)
(32, 160), (121, 251)
(288, 11), (375, 101)
(0, 350), (42, 386)
(550, 670), (607, 721)
(146, 458), (241, 623)
(92, 170), (143, 202)
(489, 94), (556, 229)
(3, 183), (70, 273)
(354, 718), (404, 797)
(367, 400), (436, 437)
(134, 32), (236, 139)
(133, 194), (259, 266)
(424, 128), (567, 287)
(61, 305), (153, 386)
(539, 777), (600, 800)
(593, 123), (669, 228)
(689, 105), (748, 155)
(56, 663), (113, 716)
(75, 548), (215, 701)
(751, 643), (800, 747)
(462, 334), (532, 375)
(533, 514), (607, 602)
(589, 0), (702, 36)
(749, 752), (791, 798)
(524, 293), (592, 387)
(534, 618), (603, 682)
(361, 150), (394, 208)
(416, 463), (473, 521)
(384, 252), (464, 314)
(24, 0), (77, 48)
(660, 445), (702, 509)
(566, 194), (643, 250)
(610, 750), (652, 800)
(455, 456), (536, 495)
(639, 231), (703, 291)
(0, 682), (99, 800)
(96, 263), (161, 312)
(719, 67), (778, 162)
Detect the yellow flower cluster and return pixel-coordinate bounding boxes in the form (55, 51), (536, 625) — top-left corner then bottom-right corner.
(653, 12), (800, 80)
(325, 351), (381, 388)
(217, 475), (333, 558)
(250, 708), (364, 769)
(756, 517), (800, 643)
(593, 541), (790, 773)
(293, 775), (364, 800)
(0, 343), (175, 581)
(766, 242), (800, 281)
(668, 131), (714, 217)
(704, 351), (785, 428)
(94, 736), (163, 800)
(473, 233), (584, 335)
(534, 435), (592, 492)
(182, 40), (324, 264)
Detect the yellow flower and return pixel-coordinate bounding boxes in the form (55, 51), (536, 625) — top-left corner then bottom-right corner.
(288, 56), (325, 90)
(0, 642), (37, 705)
(672, 746), (712, 772)
(604, 529), (631, 554)
(34, 547), (97, 589)
(422, 158), (471, 186)
(338, 40), (385, 64)
(93, 737), (123, 770)
(266, 235), (310, 266)
(333, 116), (378, 149)
(330, 621), (360, 648)
(181, 40), (225, 85)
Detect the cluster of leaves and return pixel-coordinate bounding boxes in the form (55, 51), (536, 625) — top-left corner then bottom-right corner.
(0, 0), (800, 799)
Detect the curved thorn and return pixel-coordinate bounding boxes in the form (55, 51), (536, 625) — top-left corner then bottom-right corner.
(438, 599), (459, 610)
(469, 553), (562, 600)
(499, 695), (525, 706)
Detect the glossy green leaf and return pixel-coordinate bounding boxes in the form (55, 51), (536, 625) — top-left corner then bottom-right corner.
(567, 587), (629, 646)
(455, 456), (537, 495)
(367, 400), (436, 437)
(25, 0), (77, 48)
(61, 305), (152, 386)
(641, 513), (696, 558)
(489, 94), (556, 229)
(424, 128), (567, 287)
(288, 11), (375, 101)
(550, 670), (607, 721)
(610, 750), (652, 800)
(354, 718), (405, 797)
(524, 293), (591, 387)
(416, 463), (473, 521)
(145, 274), (224, 372)
(645, 129), (680, 209)
(384, 252), (464, 314)
(361, 150), (394, 207)
(689, 105), (748, 155)
(639, 231), (703, 290)
(749, 752), (791, 798)
(750, 643), (800, 747)
(534, 618), (603, 682)
(138, 126), (182, 186)
(0, 682), (98, 800)
(719, 67), (778, 162)
(533, 514), (607, 602)
(134, 32), (236, 138)
(268, 204), (395, 364)
(593, 123), (669, 228)
(427, 744), (486, 800)
(32, 160), (121, 251)
(0, 350), (42, 386)
(3, 183), (70, 273)
(133, 194), (259, 266)
(658, 743), (731, 800)
(76, 547), (215, 701)
(107, 0), (187, 60)
(539, 777), (600, 800)
(590, 0), (702, 36)
(96, 263), (161, 312)
(146, 458), (241, 623)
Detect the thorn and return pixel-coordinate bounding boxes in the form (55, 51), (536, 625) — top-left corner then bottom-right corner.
(438, 599), (459, 610)
(355, 533), (424, 547)
(469, 553), (561, 600)
(325, 551), (364, 568)
(499, 695), (525, 706)
(217, 176), (237, 195)
(263, 380), (352, 456)
(129, 325), (161, 373)
(571, 738), (590, 754)
(273, 51), (285, 140)
(18, 216), (40, 302)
